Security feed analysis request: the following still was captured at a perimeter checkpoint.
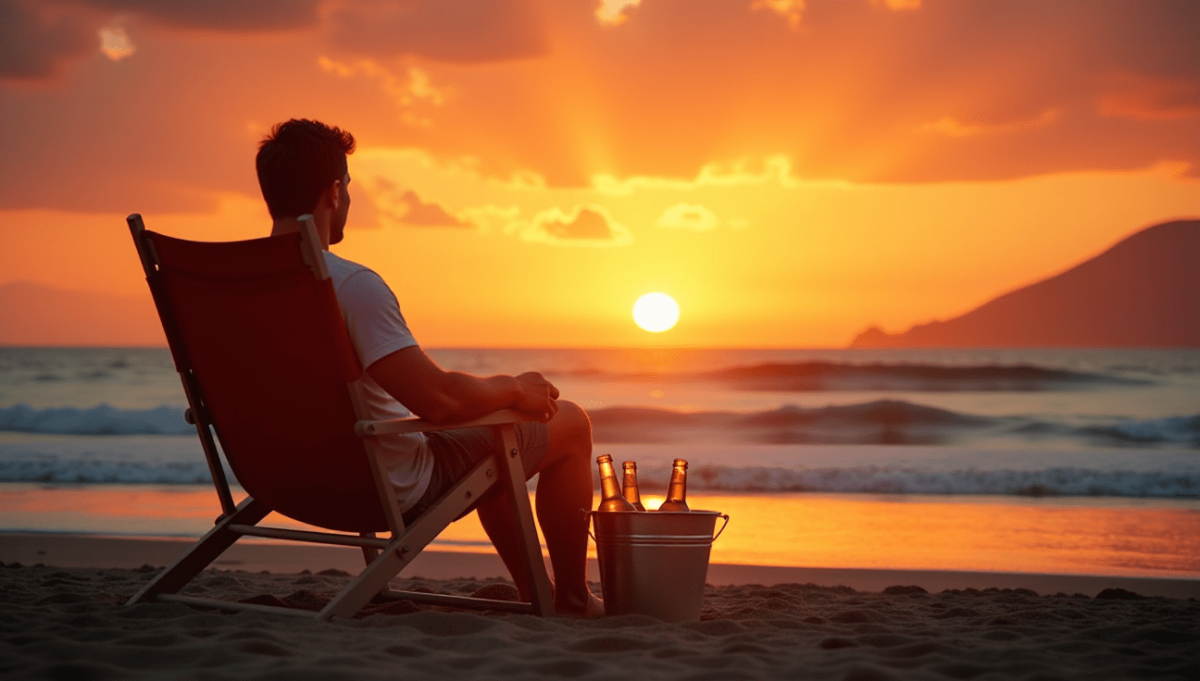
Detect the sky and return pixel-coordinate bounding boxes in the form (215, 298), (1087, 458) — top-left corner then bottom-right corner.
(1, 0), (1197, 348)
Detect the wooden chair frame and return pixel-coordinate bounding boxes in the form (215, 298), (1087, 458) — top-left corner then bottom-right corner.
(123, 213), (553, 619)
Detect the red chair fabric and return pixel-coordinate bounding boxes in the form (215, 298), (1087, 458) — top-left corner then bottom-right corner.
(146, 230), (389, 532)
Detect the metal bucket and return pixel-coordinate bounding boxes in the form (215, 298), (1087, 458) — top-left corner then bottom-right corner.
(589, 510), (729, 622)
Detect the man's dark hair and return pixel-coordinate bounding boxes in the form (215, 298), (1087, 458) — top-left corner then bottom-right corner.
(256, 119), (356, 220)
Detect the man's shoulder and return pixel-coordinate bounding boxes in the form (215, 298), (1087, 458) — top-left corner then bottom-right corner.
(323, 250), (377, 284)
(322, 251), (396, 305)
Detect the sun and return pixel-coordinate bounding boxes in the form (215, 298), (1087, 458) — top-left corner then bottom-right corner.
(632, 292), (680, 333)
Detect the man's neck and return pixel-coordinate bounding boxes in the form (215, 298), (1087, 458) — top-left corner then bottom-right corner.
(271, 216), (330, 250)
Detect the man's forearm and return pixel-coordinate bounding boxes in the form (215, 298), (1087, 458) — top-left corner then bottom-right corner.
(427, 372), (523, 424)
(365, 346), (557, 425)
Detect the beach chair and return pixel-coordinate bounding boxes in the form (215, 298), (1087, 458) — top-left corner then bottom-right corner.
(123, 214), (553, 619)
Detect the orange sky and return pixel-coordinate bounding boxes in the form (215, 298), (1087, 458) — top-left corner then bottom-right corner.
(1, 0), (1197, 347)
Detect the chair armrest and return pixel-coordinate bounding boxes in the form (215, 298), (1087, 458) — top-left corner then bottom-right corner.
(354, 409), (531, 437)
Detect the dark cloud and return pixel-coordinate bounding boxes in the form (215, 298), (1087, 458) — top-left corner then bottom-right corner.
(543, 209), (616, 240)
(2, 0), (1198, 217)
(372, 178), (470, 228)
(0, 0), (99, 81)
(90, 0), (322, 32)
(396, 189), (470, 227)
(415, 0), (1200, 185)
(0, 0), (323, 84)
(325, 0), (547, 64)
(2, 0), (544, 84)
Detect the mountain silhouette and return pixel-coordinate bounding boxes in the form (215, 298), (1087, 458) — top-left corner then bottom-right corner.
(851, 220), (1200, 348)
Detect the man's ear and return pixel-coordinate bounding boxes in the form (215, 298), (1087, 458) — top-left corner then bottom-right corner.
(327, 178), (344, 210)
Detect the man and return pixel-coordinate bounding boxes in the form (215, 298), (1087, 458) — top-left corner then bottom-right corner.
(256, 119), (601, 617)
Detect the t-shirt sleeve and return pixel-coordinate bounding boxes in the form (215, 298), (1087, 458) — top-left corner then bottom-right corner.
(336, 269), (419, 368)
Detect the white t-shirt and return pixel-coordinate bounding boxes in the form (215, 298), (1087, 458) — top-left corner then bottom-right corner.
(323, 251), (433, 512)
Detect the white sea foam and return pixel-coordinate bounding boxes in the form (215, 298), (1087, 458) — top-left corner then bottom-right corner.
(3, 437), (1197, 498)
(0, 404), (191, 435)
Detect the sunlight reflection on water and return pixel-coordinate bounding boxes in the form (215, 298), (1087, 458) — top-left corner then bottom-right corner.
(2, 484), (1196, 578)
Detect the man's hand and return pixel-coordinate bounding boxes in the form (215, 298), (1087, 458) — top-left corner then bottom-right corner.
(513, 372), (560, 422)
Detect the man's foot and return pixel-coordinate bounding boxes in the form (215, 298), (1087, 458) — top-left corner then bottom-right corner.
(555, 592), (604, 619)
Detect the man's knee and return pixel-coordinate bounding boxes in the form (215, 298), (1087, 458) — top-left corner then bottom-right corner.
(549, 400), (592, 456)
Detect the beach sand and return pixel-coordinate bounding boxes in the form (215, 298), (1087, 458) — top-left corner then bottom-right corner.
(2, 533), (1198, 680)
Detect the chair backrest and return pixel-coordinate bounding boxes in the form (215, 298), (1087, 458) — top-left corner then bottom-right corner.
(137, 222), (389, 532)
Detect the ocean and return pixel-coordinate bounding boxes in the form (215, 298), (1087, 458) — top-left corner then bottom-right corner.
(2, 347), (1198, 578)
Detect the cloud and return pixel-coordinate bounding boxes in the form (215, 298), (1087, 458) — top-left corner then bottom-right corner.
(371, 178), (471, 227)
(593, 156), (801, 196)
(0, 0), (99, 81)
(0, 0), (322, 83)
(1098, 73), (1200, 122)
(90, 0), (322, 32)
(751, 0), (806, 28)
(319, 58), (447, 126)
(518, 206), (632, 246)
(99, 22), (135, 61)
(873, 0), (921, 10)
(3, 0), (1200, 216)
(754, 0), (920, 29)
(916, 109), (1060, 138)
(657, 203), (720, 232)
(324, 0), (547, 64)
(595, 0), (642, 27)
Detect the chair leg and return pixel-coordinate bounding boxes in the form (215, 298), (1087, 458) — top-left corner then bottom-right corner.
(125, 496), (270, 605)
(359, 532), (379, 565)
(497, 425), (554, 617)
(319, 516), (449, 620)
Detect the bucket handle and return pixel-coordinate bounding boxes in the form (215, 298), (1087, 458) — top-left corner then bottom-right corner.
(582, 511), (730, 543)
(583, 510), (598, 543)
(713, 514), (729, 542)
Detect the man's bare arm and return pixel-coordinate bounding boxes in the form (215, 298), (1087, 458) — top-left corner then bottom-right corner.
(366, 346), (560, 425)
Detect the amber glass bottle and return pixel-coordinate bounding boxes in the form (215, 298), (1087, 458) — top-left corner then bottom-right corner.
(656, 458), (690, 512)
(596, 454), (636, 512)
(621, 461), (647, 511)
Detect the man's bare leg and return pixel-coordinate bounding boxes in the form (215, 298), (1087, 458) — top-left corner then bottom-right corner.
(476, 400), (601, 616)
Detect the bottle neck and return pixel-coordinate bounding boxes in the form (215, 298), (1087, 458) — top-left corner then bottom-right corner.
(622, 468), (644, 510)
(666, 468), (687, 502)
(599, 461), (623, 500)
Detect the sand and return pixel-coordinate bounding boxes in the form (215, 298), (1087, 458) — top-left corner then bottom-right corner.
(2, 534), (1198, 680)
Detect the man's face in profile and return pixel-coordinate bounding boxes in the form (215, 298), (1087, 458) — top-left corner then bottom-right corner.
(330, 173), (351, 245)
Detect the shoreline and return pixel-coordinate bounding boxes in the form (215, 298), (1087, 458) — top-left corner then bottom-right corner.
(4, 531), (1197, 600)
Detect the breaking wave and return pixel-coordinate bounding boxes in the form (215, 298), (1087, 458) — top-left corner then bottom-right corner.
(638, 465), (1199, 499)
(589, 402), (1200, 448)
(3, 401), (1197, 449)
(0, 404), (192, 435)
(560, 361), (1147, 392)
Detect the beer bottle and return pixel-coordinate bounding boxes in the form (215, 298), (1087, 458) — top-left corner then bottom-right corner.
(596, 454), (636, 512)
(656, 458), (690, 512)
(621, 461), (646, 511)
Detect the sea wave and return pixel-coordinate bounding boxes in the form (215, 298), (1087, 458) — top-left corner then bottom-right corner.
(589, 402), (1200, 448)
(0, 458), (214, 485)
(699, 361), (1144, 392)
(3, 400), (1196, 448)
(0, 403), (191, 435)
(640, 466), (1200, 498)
(2, 455), (1195, 498)
(554, 361), (1146, 392)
